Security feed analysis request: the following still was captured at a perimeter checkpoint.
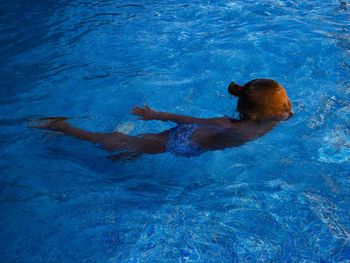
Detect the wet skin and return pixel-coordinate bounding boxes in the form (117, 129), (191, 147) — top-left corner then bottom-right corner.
(35, 109), (289, 160)
(34, 79), (293, 160)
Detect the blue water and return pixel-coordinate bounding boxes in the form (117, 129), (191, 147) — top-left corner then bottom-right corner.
(1, 0), (350, 262)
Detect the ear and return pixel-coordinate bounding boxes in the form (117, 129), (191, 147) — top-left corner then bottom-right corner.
(228, 82), (243, 97)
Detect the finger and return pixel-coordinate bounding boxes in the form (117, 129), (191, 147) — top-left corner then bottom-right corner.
(131, 107), (142, 113)
(136, 107), (145, 112)
(134, 110), (144, 115)
(132, 111), (141, 116)
(132, 106), (143, 111)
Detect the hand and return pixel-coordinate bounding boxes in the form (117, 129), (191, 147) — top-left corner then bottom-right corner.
(131, 106), (159, 121)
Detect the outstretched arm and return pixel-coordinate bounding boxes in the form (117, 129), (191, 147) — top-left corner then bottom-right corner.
(132, 106), (234, 126)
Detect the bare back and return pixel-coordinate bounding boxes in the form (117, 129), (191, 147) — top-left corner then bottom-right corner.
(191, 120), (278, 150)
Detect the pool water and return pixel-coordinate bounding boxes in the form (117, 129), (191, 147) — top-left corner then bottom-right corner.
(1, 0), (350, 262)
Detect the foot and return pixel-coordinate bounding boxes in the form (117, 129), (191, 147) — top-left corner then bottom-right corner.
(30, 117), (69, 131)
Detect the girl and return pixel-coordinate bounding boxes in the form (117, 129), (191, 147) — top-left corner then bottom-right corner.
(34, 78), (293, 159)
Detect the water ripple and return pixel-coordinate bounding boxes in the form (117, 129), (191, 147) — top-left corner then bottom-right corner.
(1, 0), (350, 262)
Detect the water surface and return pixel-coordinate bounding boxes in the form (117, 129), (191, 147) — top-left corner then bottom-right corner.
(0, 0), (350, 262)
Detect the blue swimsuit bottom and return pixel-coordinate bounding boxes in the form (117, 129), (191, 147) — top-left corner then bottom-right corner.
(166, 124), (204, 157)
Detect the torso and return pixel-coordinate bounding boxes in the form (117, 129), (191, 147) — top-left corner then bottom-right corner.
(191, 120), (277, 150)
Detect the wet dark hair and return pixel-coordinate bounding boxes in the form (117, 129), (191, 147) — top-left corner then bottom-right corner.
(228, 82), (243, 97)
(228, 78), (292, 121)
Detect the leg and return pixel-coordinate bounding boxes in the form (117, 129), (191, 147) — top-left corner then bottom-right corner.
(32, 118), (107, 144)
(106, 130), (169, 154)
(32, 118), (169, 155)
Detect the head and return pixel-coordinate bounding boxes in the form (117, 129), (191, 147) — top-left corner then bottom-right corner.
(228, 78), (293, 121)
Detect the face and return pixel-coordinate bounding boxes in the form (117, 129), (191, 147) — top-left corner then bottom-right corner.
(232, 79), (293, 121)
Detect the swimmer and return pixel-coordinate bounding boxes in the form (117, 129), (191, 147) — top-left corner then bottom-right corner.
(33, 78), (293, 160)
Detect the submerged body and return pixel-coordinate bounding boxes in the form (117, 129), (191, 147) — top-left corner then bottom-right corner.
(34, 78), (293, 159)
(37, 114), (279, 159)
